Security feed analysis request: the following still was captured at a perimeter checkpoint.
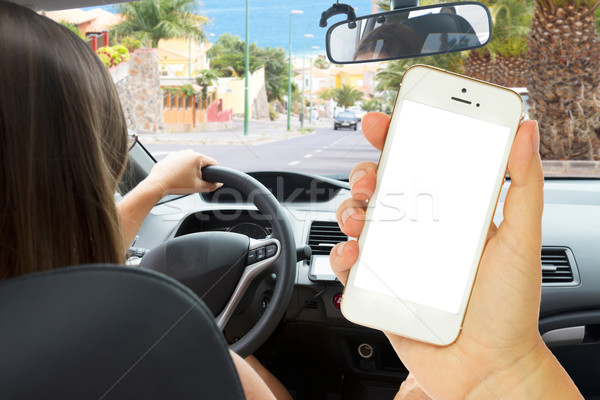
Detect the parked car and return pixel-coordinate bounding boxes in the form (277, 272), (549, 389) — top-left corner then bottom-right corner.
(334, 111), (358, 130)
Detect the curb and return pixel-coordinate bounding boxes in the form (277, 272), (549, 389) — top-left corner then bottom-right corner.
(137, 129), (317, 146)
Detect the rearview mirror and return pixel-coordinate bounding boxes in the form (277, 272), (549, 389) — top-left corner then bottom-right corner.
(326, 2), (491, 64)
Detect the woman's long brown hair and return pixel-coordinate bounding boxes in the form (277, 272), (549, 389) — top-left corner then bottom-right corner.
(0, 1), (128, 279)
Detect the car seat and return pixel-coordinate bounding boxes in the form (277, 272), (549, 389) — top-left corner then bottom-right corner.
(403, 12), (479, 47)
(0, 264), (245, 399)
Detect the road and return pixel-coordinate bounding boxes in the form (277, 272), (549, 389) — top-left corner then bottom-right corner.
(143, 124), (380, 176)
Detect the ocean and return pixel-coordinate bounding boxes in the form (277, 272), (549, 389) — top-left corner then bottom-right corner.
(199, 0), (376, 56)
(92, 1), (377, 57)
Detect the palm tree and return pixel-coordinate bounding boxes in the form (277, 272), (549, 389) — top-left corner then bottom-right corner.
(317, 88), (333, 101)
(313, 57), (330, 70)
(378, 90), (398, 114)
(487, 0), (533, 87)
(361, 98), (381, 112)
(195, 69), (220, 106)
(374, 61), (405, 93)
(332, 84), (364, 110)
(111, 0), (207, 48)
(375, 52), (465, 93)
(376, 0), (390, 10)
(527, 0), (600, 159)
(376, 0), (439, 11)
(464, 0), (533, 86)
(464, 50), (493, 81)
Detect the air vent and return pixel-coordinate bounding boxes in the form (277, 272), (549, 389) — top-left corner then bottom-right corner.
(304, 300), (319, 310)
(541, 248), (574, 284)
(308, 221), (348, 256)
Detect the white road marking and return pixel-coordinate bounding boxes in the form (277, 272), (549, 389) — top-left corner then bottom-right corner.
(323, 146), (328, 149)
(303, 154), (313, 158)
(315, 149), (322, 153)
(288, 161), (301, 166)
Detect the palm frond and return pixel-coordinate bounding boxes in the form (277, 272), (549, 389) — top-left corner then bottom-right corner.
(111, 0), (208, 47)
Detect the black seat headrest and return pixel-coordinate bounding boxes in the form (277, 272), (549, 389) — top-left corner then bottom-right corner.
(403, 12), (478, 43)
(0, 264), (244, 399)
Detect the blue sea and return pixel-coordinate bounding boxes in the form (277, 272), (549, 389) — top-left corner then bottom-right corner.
(199, 0), (375, 56)
(94, 1), (376, 56)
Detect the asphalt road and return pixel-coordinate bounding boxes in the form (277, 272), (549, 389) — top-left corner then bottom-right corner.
(143, 124), (381, 176)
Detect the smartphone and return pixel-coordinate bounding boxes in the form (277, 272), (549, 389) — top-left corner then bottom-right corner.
(341, 65), (523, 346)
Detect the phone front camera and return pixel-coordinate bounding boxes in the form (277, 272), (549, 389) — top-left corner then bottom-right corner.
(461, 88), (467, 93)
(476, 103), (480, 107)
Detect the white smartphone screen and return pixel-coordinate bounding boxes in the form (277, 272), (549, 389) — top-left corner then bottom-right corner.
(354, 99), (510, 314)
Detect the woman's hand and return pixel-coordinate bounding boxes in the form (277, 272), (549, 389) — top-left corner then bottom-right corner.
(117, 150), (221, 251)
(330, 112), (581, 399)
(144, 150), (221, 197)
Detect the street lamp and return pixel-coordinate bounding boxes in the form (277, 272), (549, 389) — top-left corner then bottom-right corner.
(309, 45), (320, 125)
(301, 34), (313, 129)
(288, 9), (303, 131)
(244, 0), (250, 135)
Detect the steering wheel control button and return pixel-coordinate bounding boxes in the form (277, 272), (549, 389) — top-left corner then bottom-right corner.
(333, 293), (343, 309)
(260, 296), (270, 312)
(256, 247), (266, 261)
(266, 244), (277, 258)
(247, 249), (257, 264)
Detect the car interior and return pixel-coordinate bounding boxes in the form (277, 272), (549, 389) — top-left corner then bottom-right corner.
(3, 0), (600, 399)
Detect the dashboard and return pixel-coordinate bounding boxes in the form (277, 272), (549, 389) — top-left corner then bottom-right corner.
(175, 209), (273, 239)
(130, 171), (600, 398)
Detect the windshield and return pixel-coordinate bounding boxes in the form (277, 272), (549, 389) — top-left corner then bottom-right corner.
(60, 0), (600, 179)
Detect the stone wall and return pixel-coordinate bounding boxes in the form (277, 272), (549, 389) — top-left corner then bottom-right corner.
(129, 49), (164, 132)
(110, 62), (136, 130)
(251, 83), (269, 120)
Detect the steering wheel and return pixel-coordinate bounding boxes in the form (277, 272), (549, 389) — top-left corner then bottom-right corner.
(140, 166), (296, 357)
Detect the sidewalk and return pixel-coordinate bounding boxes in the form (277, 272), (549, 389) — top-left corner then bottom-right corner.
(541, 160), (600, 177)
(136, 114), (332, 146)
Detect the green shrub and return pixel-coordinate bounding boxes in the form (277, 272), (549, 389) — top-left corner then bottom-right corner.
(96, 45), (130, 68)
(112, 45), (129, 58)
(121, 37), (143, 53)
(268, 103), (279, 121)
(177, 84), (195, 97)
(60, 21), (85, 39)
(164, 84), (196, 98)
(96, 52), (112, 68)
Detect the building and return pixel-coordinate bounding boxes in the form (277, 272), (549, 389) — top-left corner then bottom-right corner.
(157, 38), (212, 83)
(42, 8), (121, 36)
(293, 61), (383, 104)
(216, 68), (269, 119)
(331, 63), (381, 97)
(291, 60), (384, 119)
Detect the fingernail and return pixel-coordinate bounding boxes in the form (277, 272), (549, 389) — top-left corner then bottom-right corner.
(341, 207), (358, 225)
(336, 242), (345, 257)
(217, 182), (224, 188)
(532, 121), (540, 155)
(350, 170), (367, 189)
